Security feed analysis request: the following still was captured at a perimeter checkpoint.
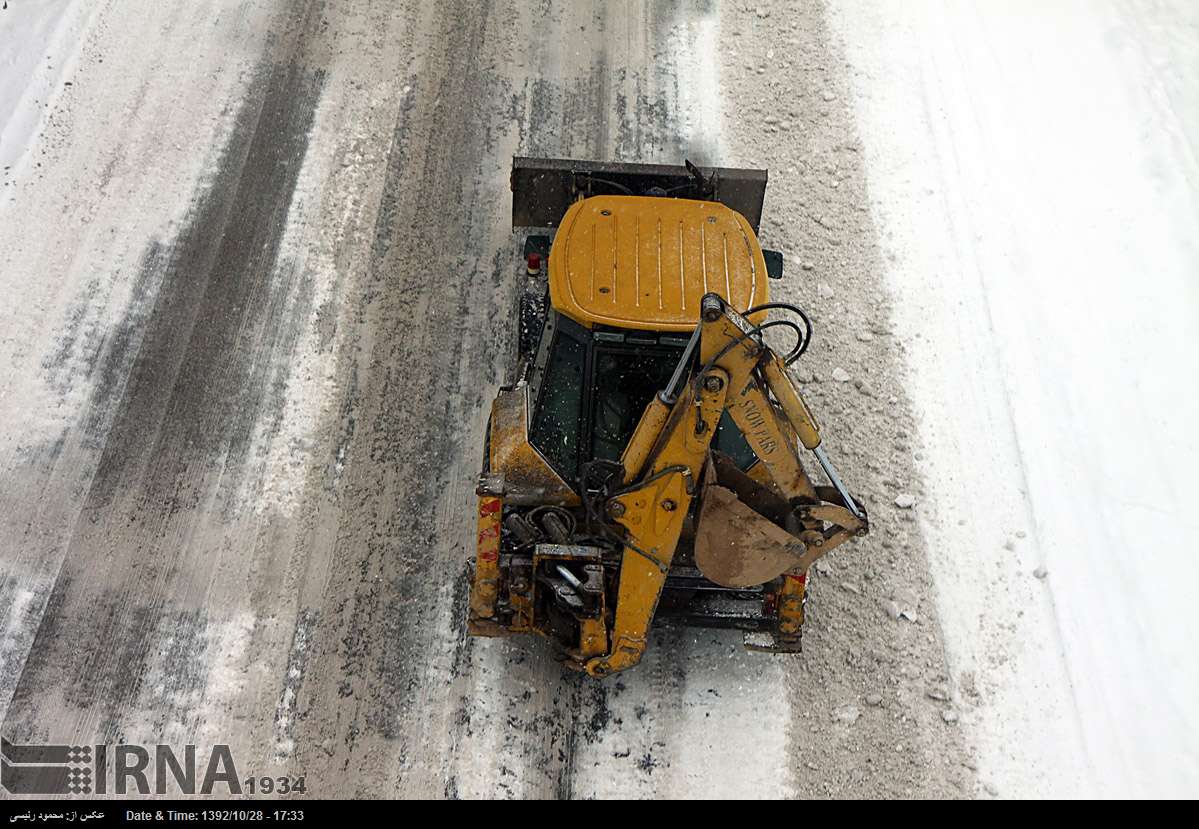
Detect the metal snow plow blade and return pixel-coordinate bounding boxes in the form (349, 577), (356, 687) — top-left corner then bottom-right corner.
(510, 156), (769, 231)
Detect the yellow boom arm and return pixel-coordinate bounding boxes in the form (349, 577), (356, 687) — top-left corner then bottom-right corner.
(584, 294), (867, 677)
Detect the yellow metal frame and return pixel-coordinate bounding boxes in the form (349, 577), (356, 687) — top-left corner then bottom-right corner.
(468, 202), (868, 674)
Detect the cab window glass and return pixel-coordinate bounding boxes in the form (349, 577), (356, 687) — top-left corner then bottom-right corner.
(530, 329), (585, 479)
(590, 350), (679, 463)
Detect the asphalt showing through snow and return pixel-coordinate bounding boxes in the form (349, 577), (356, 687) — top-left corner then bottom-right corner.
(0, 0), (974, 798)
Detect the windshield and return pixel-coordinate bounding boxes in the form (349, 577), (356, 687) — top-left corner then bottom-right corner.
(529, 324), (586, 478)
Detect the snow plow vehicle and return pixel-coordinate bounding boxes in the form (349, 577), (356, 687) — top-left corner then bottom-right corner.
(467, 158), (868, 677)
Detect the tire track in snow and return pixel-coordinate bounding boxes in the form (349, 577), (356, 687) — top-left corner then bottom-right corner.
(1, 0), (330, 754)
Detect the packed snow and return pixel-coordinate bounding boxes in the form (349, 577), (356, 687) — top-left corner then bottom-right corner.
(830, 0), (1199, 798)
(0, 0), (95, 173)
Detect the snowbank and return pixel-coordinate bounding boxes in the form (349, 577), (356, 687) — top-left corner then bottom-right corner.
(829, 0), (1199, 799)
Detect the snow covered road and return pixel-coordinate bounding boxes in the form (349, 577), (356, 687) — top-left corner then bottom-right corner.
(1, 0), (1195, 800)
(0, 0), (971, 799)
(829, 0), (1199, 798)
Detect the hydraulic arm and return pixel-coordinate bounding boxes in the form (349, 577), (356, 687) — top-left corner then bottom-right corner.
(581, 293), (867, 677)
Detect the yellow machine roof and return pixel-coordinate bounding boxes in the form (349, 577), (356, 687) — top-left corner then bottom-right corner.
(548, 195), (769, 331)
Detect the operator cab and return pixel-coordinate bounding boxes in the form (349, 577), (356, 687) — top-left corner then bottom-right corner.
(519, 193), (773, 488)
(524, 311), (756, 486)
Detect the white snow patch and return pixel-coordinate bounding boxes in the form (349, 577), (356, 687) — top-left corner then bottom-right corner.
(0, 584), (40, 679)
(193, 610), (258, 749)
(570, 632), (796, 799)
(0, 568), (54, 723)
(235, 88), (346, 517)
(0, 5), (271, 458)
(0, 0), (96, 173)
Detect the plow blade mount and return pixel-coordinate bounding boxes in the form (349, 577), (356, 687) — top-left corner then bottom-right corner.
(511, 157), (769, 232)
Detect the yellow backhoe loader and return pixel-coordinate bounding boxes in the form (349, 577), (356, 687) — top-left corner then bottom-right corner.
(467, 158), (868, 677)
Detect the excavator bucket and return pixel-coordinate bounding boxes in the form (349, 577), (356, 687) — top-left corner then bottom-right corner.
(693, 454), (808, 588)
(695, 487), (806, 588)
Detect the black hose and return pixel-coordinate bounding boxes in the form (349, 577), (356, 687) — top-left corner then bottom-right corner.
(743, 301), (814, 362)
